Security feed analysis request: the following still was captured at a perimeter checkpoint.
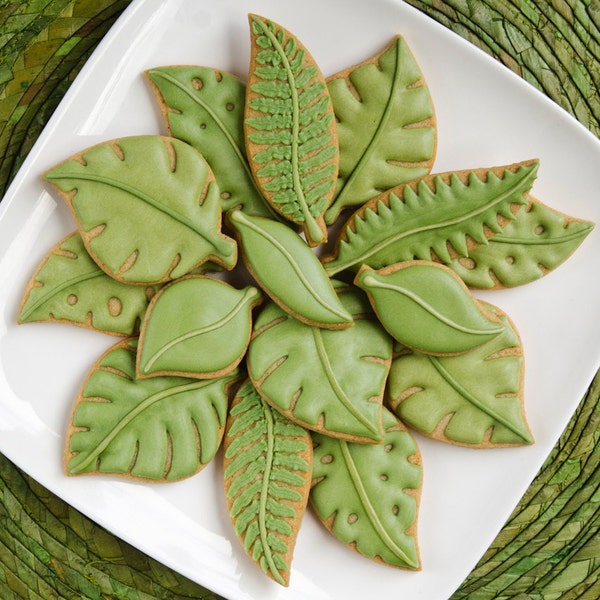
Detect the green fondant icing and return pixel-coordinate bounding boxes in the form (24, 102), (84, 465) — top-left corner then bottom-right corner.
(248, 283), (391, 442)
(138, 276), (261, 378)
(146, 66), (278, 220)
(227, 209), (353, 328)
(310, 407), (421, 569)
(224, 380), (312, 586)
(67, 339), (237, 480)
(19, 232), (159, 335)
(325, 36), (436, 224)
(44, 136), (237, 284)
(323, 161), (538, 276)
(245, 15), (338, 245)
(387, 302), (533, 446)
(448, 199), (595, 288)
(355, 262), (504, 355)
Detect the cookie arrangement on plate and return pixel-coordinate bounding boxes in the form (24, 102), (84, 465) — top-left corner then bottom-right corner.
(18, 14), (594, 587)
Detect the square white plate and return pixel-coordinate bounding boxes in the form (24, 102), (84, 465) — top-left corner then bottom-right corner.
(1, 1), (599, 599)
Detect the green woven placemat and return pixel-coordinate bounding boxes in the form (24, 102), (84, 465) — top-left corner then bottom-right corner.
(0, 1), (598, 598)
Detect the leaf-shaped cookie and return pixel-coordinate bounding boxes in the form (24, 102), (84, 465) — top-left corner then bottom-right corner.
(248, 282), (392, 443)
(146, 66), (278, 220)
(18, 232), (159, 335)
(223, 380), (312, 586)
(44, 136), (237, 285)
(355, 261), (504, 355)
(66, 338), (238, 481)
(448, 198), (595, 288)
(325, 36), (436, 225)
(323, 160), (539, 276)
(244, 14), (338, 246)
(137, 276), (262, 379)
(310, 407), (422, 569)
(227, 209), (353, 329)
(386, 302), (533, 446)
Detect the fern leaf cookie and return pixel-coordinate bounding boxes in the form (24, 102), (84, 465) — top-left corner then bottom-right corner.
(223, 380), (313, 586)
(244, 14), (339, 246)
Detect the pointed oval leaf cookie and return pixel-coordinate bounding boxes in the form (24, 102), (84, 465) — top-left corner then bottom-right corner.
(323, 160), (538, 276)
(244, 14), (338, 245)
(18, 232), (159, 335)
(137, 275), (262, 379)
(355, 261), (504, 355)
(223, 380), (312, 586)
(66, 338), (238, 481)
(310, 407), (422, 570)
(449, 198), (595, 288)
(248, 282), (392, 443)
(325, 36), (436, 224)
(44, 136), (237, 284)
(227, 209), (353, 328)
(386, 302), (533, 446)
(146, 66), (278, 220)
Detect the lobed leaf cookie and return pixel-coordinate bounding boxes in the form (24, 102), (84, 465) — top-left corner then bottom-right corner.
(323, 160), (539, 276)
(19, 231), (159, 335)
(244, 14), (338, 246)
(355, 261), (504, 355)
(448, 198), (595, 288)
(146, 66), (279, 220)
(325, 36), (436, 225)
(227, 209), (353, 329)
(137, 276), (262, 379)
(386, 302), (533, 446)
(223, 380), (312, 586)
(310, 407), (422, 570)
(66, 338), (238, 481)
(44, 135), (237, 285)
(248, 282), (392, 443)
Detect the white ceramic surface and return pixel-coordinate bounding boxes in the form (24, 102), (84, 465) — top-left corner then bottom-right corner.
(1, 1), (599, 599)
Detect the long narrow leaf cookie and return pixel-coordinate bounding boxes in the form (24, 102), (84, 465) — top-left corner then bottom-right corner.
(244, 14), (338, 246)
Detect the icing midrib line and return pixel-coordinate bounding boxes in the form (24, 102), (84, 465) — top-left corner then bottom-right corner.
(363, 276), (504, 337)
(312, 327), (380, 437)
(21, 269), (104, 320)
(69, 377), (226, 475)
(428, 356), (533, 442)
(326, 166), (536, 275)
(490, 227), (592, 245)
(329, 38), (406, 217)
(233, 211), (350, 322)
(142, 287), (258, 372)
(253, 17), (324, 243)
(258, 397), (287, 585)
(46, 172), (234, 257)
(340, 440), (418, 568)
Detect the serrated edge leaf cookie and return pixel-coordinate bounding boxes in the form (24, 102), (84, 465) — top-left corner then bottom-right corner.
(323, 160), (539, 276)
(325, 35), (436, 224)
(310, 407), (422, 570)
(244, 14), (338, 246)
(223, 380), (313, 586)
(386, 301), (533, 447)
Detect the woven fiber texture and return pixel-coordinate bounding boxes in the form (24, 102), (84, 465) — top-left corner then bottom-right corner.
(1, 1), (599, 599)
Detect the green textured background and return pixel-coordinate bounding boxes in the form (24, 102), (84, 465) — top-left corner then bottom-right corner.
(0, 1), (598, 598)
